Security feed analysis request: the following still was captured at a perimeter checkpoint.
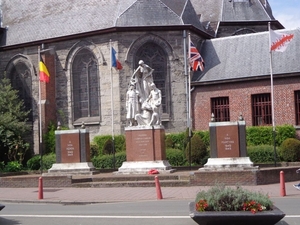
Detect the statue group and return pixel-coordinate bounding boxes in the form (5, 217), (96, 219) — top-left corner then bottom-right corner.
(126, 60), (162, 127)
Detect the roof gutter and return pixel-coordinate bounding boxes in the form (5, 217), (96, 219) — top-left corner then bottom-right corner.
(0, 25), (213, 51)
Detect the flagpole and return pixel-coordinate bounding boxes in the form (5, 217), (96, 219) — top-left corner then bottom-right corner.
(183, 30), (188, 125)
(188, 33), (192, 169)
(37, 46), (44, 174)
(110, 40), (116, 169)
(268, 22), (277, 167)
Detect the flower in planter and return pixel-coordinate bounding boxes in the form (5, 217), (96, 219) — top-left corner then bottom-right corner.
(195, 184), (273, 213)
(195, 199), (208, 212)
(242, 200), (264, 214)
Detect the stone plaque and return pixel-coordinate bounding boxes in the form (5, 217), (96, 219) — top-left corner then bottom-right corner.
(125, 126), (165, 161)
(216, 125), (239, 157)
(60, 132), (81, 163)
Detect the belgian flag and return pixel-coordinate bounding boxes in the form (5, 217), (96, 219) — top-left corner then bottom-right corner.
(39, 59), (50, 83)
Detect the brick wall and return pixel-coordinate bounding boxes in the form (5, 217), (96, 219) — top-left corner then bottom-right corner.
(190, 167), (300, 186)
(0, 175), (72, 188)
(193, 76), (300, 132)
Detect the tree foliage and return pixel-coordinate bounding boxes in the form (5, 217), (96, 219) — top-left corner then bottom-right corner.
(0, 78), (31, 164)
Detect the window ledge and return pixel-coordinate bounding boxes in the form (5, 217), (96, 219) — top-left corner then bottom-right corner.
(73, 117), (100, 126)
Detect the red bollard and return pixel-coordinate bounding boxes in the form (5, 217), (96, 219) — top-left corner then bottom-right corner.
(280, 171), (286, 197)
(155, 176), (163, 200)
(38, 177), (43, 199)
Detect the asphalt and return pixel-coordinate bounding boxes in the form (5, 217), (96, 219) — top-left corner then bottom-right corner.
(1, 180), (300, 204)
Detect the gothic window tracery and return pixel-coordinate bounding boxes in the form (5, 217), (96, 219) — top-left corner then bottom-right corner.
(72, 48), (100, 121)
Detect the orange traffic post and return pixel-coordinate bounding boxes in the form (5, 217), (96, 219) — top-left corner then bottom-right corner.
(38, 176), (44, 199)
(280, 171), (286, 197)
(155, 176), (163, 200)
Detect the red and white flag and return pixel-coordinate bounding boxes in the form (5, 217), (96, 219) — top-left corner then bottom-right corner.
(270, 28), (294, 52)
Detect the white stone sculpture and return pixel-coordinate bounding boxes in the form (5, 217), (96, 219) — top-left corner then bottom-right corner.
(126, 60), (162, 127)
(126, 84), (139, 126)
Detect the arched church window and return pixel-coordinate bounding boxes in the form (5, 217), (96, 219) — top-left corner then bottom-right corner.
(10, 62), (33, 121)
(72, 48), (99, 121)
(135, 42), (169, 113)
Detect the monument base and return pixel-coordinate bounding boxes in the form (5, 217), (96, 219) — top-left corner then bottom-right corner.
(115, 160), (175, 174)
(45, 162), (98, 176)
(200, 157), (259, 171)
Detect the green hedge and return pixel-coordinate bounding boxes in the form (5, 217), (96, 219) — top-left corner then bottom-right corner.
(166, 148), (187, 166)
(92, 135), (126, 156)
(246, 125), (295, 146)
(92, 151), (126, 169)
(165, 132), (186, 150)
(247, 145), (276, 163)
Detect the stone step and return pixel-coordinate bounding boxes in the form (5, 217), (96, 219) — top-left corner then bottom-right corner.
(72, 179), (190, 188)
(72, 174), (190, 183)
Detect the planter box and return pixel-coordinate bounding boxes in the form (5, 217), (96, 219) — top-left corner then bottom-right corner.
(189, 202), (285, 225)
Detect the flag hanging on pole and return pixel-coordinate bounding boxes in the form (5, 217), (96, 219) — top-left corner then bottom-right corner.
(269, 28), (294, 52)
(39, 59), (50, 83)
(111, 47), (123, 70)
(189, 41), (205, 71)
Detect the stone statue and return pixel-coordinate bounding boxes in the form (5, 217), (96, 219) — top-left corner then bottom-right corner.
(126, 84), (139, 126)
(146, 83), (162, 125)
(130, 60), (154, 103)
(126, 60), (163, 127)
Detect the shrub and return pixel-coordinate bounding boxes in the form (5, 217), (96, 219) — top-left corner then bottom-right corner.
(279, 138), (300, 162)
(194, 130), (210, 148)
(92, 134), (125, 156)
(92, 151), (126, 169)
(195, 185), (273, 212)
(185, 134), (208, 165)
(26, 155), (41, 170)
(246, 126), (273, 146)
(166, 148), (188, 166)
(41, 153), (56, 171)
(166, 132), (186, 150)
(276, 125), (296, 145)
(247, 145), (276, 163)
(165, 136), (174, 148)
(4, 161), (22, 172)
(90, 143), (98, 158)
(246, 125), (296, 146)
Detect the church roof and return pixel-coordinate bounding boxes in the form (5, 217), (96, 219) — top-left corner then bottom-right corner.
(190, 0), (279, 36)
(0, 0), (206, 47)
(193, 28), (300, 84)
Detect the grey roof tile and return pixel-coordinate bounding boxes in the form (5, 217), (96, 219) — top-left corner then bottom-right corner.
(0, 0), (205, 47)
(194, 28), (300, 83)
(222, 0), (273, 21)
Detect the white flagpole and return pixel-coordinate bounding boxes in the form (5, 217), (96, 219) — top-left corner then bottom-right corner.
(268, 22), (277, 166)
(268, 23), (275, 132)
(183, 30), (188, 125)
(188, 33), (192, 169)
(110, 40), (116, 168)
(37, 46), (44, 174)
(38, 46), (42, 146)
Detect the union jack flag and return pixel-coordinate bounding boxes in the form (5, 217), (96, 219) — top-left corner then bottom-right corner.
(189, 41), (205, 71)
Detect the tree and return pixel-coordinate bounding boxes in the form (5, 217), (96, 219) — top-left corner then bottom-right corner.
(0, 78), (31, 164)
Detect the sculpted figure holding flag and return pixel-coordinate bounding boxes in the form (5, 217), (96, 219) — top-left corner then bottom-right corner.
(130, 60), (154, 103)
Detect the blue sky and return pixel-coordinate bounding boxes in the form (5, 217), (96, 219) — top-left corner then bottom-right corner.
(268, 0), (300, 29)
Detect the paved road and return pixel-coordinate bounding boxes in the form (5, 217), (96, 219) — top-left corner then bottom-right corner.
(0, 198), (300, 225)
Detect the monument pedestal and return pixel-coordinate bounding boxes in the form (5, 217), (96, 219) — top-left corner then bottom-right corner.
(200, 120), (257, 171)
(117, 125), (174, 174)
(200, 157), (258, 171)
(46, 162), (95, 175)
(45, 129), (97, 176)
